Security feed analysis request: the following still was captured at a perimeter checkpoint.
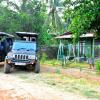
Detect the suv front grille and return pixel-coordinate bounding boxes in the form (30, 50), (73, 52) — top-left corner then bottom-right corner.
(14, 54), (28, 60)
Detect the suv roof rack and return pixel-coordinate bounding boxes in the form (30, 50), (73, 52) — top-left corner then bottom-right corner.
(0, 32), (14, 37)
(16, 32), (38, 37)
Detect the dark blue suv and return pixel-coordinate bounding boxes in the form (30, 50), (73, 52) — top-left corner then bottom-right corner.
(4, 40), (40, 73)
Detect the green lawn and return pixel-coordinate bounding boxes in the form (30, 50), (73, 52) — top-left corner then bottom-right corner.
(41, 59), (89, 68)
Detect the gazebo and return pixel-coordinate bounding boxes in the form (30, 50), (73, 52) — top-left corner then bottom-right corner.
(55, 32), (99, 63)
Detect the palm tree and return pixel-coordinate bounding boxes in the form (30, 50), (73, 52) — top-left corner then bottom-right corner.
(43, 0), (64, 35)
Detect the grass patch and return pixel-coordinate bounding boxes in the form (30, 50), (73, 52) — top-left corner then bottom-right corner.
(41, 59), (89, 69)
(41, 59), (62, 67)
(34, 73), (100, 99)
(96, 71), (100, 76)
(65, 62), (89, 68)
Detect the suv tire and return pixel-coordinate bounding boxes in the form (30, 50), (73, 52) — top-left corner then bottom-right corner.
(34, 61), (40, 73)
(4, 60), (11, 73)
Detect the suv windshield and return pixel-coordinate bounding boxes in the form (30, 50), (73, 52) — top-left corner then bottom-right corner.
(12, 41), (36, 51)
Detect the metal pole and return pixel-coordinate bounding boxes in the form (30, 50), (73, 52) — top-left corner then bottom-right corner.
(92, 38), (95, 60)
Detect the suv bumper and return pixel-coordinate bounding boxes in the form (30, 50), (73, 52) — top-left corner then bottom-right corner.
(6, 59), (36, 66)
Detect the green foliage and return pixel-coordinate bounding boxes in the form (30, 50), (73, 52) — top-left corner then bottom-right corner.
(63, 0), (100, 42)
(0, 0), (52, 45)
(0, 7), (20, 34)
(96, 61), (100, 71)
(38, 25), (52, 46)
(0, 0), (64, 46)
(40, 53), (48, 63)
(40, 59), (62, 67)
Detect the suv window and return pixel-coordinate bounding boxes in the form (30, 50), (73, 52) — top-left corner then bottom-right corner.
(12, 41), (36, 51)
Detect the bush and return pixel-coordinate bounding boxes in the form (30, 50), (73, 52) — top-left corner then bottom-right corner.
(41, 53), (48, 63)
(96, 61), (100, 71)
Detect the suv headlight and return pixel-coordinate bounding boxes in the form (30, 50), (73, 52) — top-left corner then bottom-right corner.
(7, 52), (13, 58)
(28, 55), (35, 59)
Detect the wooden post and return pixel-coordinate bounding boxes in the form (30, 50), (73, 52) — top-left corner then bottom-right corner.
(92, 38), (95, 60)
(78, 42), (80, 58)
(77, 41), (80, 62)
(57, 40), (61, 60)
(67, 42), (69, 57)
(68, 44), (71, 57)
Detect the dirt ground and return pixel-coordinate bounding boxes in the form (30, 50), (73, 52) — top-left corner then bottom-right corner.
(0, 65), (91, 100)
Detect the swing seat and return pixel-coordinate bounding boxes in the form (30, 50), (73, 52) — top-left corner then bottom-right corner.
(69, 56), (74, 60)
(65, 56), (74, 61)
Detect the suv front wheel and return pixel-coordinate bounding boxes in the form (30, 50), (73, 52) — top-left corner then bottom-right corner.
(34, 61), (40, 73)
(4, 60), (11, 73)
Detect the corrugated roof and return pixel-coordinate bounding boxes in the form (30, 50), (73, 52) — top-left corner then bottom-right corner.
(55, 32), (94, 39)
(80, 33), (94, 38)
(60, 32), (72, 36)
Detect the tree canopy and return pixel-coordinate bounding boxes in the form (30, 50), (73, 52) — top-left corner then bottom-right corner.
(63, 0), (100, 40)
(0, 0), (51, 45)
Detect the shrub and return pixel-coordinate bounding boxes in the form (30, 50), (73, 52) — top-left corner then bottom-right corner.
(41, 53), (48, 63)
(96, 61), (100, 71)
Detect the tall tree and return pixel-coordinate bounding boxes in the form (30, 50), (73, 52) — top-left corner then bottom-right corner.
(63, 0), (100, 41)
(0, 0), (48, 45)
(44, 0), (64, 35)
(0, 1), (44, 32)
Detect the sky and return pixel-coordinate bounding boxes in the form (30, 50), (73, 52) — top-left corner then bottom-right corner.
(10, 0), (21, 5)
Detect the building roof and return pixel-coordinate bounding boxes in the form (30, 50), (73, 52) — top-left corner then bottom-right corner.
(55, 32), (94, 39)
(80, 33), (94, 38)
